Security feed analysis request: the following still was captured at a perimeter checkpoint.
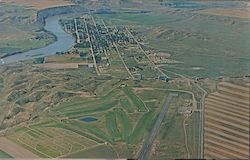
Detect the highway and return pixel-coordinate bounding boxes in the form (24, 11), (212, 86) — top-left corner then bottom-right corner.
(138, 93), (177, 160)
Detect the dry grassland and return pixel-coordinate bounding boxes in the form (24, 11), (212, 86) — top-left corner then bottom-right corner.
(35, 62), (92, 69)
(195, 8), (250, 19)
(1, 0), (73, 9)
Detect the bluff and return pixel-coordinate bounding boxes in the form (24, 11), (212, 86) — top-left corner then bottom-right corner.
(37, 5), (87, 24)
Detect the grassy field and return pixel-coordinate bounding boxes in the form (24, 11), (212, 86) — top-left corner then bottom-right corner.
(114, 108), (133, 142)
(128, 111), (155, 144)
(105, 111), (121, 140)
(0, 149), (13, 158)
(65, 145), (117, 158)
(122, 86), (147, 112)
(148, 95), (192, 159)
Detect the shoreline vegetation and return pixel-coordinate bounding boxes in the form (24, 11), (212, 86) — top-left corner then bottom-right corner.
(0, 29), (57, 59)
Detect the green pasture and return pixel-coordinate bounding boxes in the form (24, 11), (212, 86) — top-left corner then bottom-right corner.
(0, 150), (12, 158)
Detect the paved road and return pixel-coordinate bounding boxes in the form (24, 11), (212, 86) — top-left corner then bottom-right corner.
(138, 93), (176, 160)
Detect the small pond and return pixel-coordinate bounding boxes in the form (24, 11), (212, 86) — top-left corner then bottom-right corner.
(79, 117), (98, 122)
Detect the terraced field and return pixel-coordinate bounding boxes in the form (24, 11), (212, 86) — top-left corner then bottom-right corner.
(204, 82), (250, 159)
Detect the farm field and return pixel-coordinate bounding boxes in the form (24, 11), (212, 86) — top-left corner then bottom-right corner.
(0, 137), (38, 158)
(204, 82), (250, 159)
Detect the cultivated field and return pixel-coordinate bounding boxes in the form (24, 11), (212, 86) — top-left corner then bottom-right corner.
(204, 82), (250, 159)
(0, 137), (39, 158)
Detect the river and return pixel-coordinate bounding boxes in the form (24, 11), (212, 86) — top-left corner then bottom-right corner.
(1, 15), (75, 64)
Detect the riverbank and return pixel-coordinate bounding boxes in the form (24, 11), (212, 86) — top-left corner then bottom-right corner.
(0, 4), (95, 64)
(1, 15), (75, 64)
(0, 28), (57, 59)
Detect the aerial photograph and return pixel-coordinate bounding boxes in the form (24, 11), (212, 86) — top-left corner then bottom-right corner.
(0, 0), (249, 159)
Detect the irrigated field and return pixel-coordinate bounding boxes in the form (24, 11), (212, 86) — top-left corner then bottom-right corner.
(204, 82), (250, 159)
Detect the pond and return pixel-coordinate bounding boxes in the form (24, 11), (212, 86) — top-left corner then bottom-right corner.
(79, 117), (98, 122)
